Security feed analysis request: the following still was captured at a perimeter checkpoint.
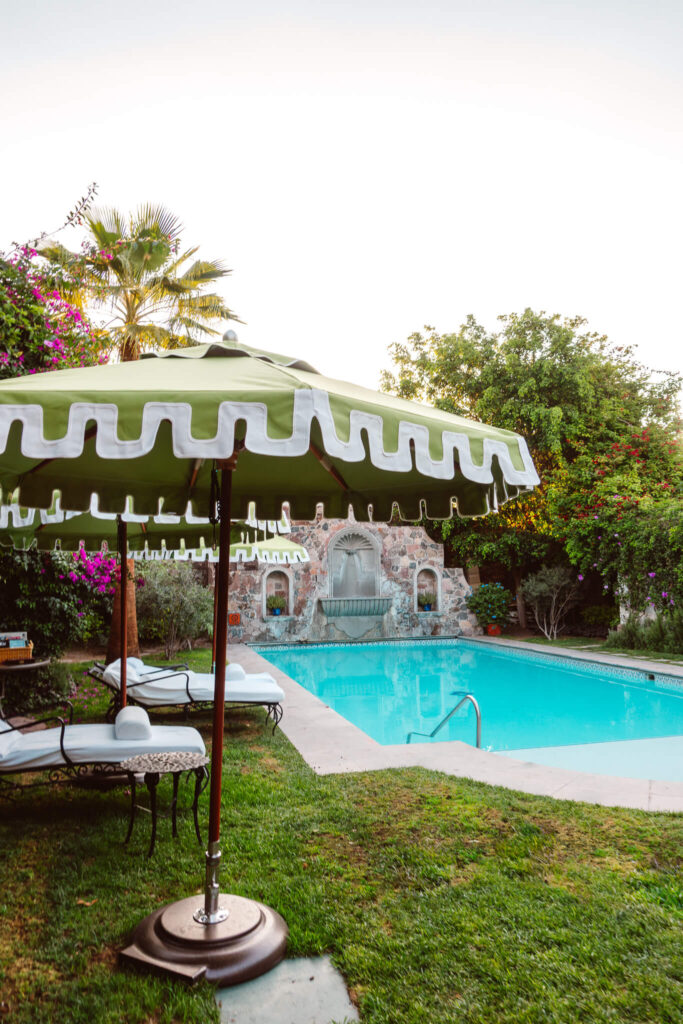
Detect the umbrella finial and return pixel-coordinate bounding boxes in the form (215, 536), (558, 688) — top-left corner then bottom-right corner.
(222, 329), (238, 343)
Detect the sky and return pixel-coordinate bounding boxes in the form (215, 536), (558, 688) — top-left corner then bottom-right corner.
(2, 0), (682, 391)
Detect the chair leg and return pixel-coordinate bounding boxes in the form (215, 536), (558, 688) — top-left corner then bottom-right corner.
(145, 772), (160, 858)
(123, 774), (136, 845)
(171, 771), (180, 838)
(192, 767), (206, 845)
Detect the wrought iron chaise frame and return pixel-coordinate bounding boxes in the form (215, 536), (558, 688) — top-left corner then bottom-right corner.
(88, 663), (284, 734)
(0, 702), (132, 798)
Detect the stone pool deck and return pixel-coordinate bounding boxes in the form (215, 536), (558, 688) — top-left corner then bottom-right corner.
(232, 638), (683, 813)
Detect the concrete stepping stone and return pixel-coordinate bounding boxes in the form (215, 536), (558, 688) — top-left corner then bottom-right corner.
(216, 956), (359, 1024)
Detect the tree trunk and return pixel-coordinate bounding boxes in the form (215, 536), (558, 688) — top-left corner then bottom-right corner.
(106, 558), (140, 663)
(466, 564), (481, 590)
(513, 569), (527, 629)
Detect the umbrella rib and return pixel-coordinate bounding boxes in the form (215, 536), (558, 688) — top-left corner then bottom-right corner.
(309, 442), (349, 492)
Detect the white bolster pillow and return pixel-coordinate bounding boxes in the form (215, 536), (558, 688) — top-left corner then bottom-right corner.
(225, 663), (247, 682)
(114, 705), (152, 740)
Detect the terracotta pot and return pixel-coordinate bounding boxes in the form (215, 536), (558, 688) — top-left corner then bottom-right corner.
(486, 623), (502, 636)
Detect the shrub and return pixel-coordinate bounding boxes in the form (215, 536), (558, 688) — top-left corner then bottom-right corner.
(466, 583), (512, 628)
(135, 561), (213, 658)
(2, 662), (76, 717)
(266, 593), (287, 612)
(605, 610), (683, 655)
(520, 565), (580, 640)
(417, 591), (437, 609)
(580, 605), (619, 629)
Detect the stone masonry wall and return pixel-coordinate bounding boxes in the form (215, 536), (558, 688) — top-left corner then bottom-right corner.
(218, 516), (480, 644)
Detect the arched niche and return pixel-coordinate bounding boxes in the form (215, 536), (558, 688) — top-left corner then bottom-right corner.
(328, 528), (381, 598)
(414, 565), (440, 612)
(262, 568), (292, 618)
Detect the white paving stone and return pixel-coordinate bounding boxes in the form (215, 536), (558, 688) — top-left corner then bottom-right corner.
(216, 956), (359, 1024)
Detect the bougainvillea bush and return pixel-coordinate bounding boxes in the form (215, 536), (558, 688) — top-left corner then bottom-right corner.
(554, 425), (683, 617)
(0, 548), (115, 657)
(0, 248), (105, 379)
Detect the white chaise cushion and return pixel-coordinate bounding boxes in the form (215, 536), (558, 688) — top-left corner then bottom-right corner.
(0, 723), (206, 771)
(114, 705), (152, 739)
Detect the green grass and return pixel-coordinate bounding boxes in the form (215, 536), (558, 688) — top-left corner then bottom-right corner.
(1, 650), (681, 1023)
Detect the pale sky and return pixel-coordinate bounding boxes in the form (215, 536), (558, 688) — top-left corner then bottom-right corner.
(2, 0), (682, 391)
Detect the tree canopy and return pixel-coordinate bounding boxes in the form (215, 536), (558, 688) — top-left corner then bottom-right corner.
(382, 310), (682, 613)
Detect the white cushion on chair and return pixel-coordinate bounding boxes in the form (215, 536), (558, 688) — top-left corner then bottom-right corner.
(103, 658), (145, 688)
(0, 722), (206, 770)
(114, 705), (152, 739)
(0, 719), (13, 733)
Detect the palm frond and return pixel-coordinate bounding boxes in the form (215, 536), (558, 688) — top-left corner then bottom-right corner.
(86, 207), (128, 242)
(132, 204), (183, 241)
(176, 292), (240, 321)
(177, 259), (230, 285)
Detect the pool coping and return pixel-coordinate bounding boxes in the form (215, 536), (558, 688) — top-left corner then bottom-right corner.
(233, 639), (683, 813)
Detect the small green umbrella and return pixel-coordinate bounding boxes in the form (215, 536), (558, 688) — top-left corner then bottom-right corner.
(0, 498), (291, 553)
(0, 339), (538, 984)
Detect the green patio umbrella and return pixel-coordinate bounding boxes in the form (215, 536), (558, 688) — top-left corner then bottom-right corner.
(0, 338), (539, 985)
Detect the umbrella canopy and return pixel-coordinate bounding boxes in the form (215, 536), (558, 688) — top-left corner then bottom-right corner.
(0, 340), (538, 519)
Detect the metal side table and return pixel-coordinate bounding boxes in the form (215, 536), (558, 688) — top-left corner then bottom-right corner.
(120, 752), (209, 857)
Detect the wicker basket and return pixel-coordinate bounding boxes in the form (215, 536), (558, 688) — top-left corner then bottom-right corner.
(0, 642), (33, 664)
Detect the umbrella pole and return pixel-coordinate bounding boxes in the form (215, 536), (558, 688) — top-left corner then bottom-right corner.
(200, 460), (233, 924)
(117, 516), (128, 708)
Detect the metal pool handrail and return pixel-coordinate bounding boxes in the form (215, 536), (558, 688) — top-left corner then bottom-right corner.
(406, 691), (482, 748)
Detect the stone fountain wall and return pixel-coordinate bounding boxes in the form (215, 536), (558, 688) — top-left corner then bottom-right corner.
(211, 516), (480, 644)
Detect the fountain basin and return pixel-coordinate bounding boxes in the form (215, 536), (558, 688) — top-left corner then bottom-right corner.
(319, 597), (392, 618)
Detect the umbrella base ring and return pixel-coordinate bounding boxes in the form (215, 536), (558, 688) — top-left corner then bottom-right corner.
(120, 893), (288, 986)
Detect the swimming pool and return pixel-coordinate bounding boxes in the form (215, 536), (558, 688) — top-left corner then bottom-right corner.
(253, 639), (683, 782)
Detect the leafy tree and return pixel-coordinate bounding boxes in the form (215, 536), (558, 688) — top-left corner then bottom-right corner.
(135, 561), (213, 658)
(520, 565), (580, 640)
(382, 310), (681, 623)
(42, 204), (240, 362)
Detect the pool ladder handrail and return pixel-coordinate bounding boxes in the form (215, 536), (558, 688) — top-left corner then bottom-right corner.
(406, 691), (482, 748)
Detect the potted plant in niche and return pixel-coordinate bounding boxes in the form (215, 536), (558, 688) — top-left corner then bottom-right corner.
(266, 594), (287, 616)
(417, 591), (437, 612)
(466, 582), (512, 635)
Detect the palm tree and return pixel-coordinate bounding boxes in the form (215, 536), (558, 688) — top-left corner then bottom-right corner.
(42, 204), (240, 362)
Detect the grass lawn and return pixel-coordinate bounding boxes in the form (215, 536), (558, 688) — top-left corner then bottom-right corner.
(0, 649), (681, 1023)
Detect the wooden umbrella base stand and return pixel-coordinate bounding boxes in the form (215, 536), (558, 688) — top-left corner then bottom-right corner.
(120, 893), (287, 986)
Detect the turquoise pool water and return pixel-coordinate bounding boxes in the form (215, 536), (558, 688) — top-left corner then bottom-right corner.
(254, 639), (683, 780)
